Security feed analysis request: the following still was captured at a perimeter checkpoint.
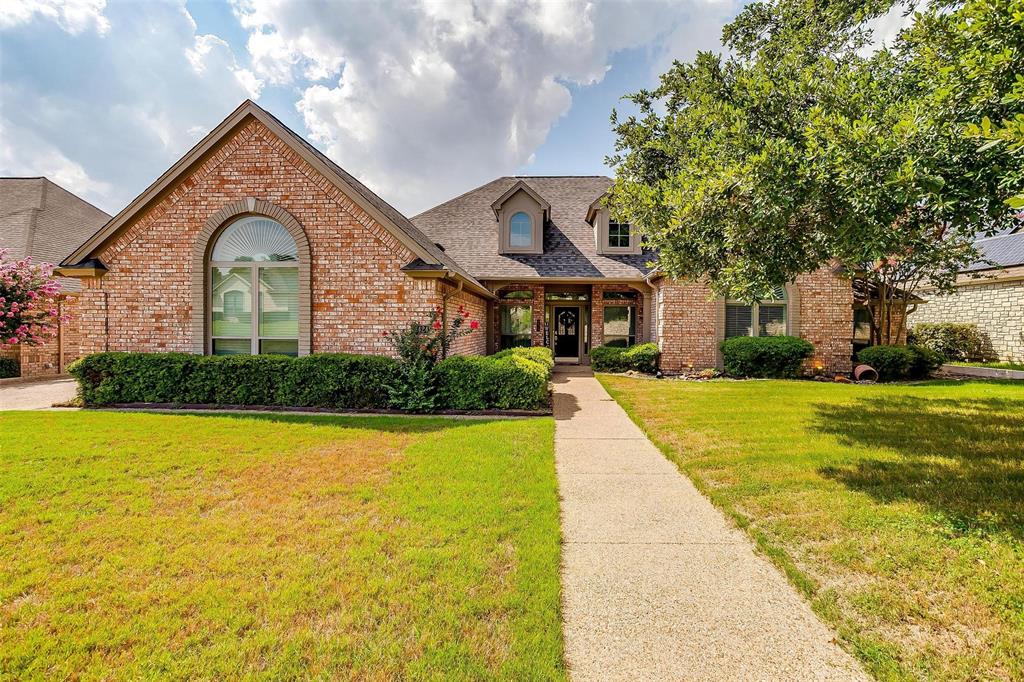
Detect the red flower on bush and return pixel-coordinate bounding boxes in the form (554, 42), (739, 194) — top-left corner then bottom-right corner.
(469, 319), (479, 330)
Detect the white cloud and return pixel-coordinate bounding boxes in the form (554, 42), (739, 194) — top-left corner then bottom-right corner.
(230, 0), (741, 214)
(0, 1), (258, 213)
(0, 0), (110, 35)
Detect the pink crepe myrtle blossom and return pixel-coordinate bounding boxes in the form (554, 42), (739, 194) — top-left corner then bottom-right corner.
(0, 248), (64, 346)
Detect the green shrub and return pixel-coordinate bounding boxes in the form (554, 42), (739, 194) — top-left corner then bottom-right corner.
(69, 352), (397, 408)
(69, 350), (551, 411)
(0, 356), (19, 379)
(435, 349), (552, 410)
(591, 342), (661, 373)
(857, 344), (942, 381)
(720, 336), (814, 378)
(909, 323), (993, 362)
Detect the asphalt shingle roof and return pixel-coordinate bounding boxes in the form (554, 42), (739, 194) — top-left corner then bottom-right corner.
(966, 229), (1024, 271)
(0, 177), (110, 291)
(411, 176), (656, 281)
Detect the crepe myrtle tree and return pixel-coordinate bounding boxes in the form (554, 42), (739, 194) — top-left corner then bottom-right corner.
(382, 304), (480, 412)
(0, 248), (66, 346)
(607, 0), (1022, 343)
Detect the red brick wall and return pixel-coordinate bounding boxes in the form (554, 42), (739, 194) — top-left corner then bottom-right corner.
(73, 120), (487, 359)
(654, 267), (854, 375)
(441, 282), (488, 356)
(653, 279), (720, 372)
(0, 294), (83, 378)
(795, 267), (854, 374)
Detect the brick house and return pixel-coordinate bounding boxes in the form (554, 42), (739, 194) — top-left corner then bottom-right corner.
(0, 177), (110, 378)
(58, 100), (855, 374)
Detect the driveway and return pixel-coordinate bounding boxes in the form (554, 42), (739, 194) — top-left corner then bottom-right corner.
(553, 366), (866, 681)
(0, 377), (78, 410)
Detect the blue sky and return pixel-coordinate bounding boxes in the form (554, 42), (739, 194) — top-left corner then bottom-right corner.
(1, 0), (744, 215)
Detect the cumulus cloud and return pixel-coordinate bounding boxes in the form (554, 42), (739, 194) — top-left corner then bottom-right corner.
(232, 0), (740, 213)
(0, 0), (258, 212)
(0, 0), (110, 35)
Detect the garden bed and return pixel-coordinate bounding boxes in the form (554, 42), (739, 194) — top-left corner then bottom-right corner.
(95, 402), (552, 417)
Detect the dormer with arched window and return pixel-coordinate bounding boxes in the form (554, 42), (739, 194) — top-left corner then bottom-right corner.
(490, 180), (549, 255)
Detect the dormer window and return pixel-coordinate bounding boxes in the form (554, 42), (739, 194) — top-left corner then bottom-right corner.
(608, 221), (631, 249)
(491, 180), (548, 255)
(510, 212), (533, 248)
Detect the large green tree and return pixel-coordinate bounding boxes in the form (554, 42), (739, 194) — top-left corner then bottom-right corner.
(609, 0), (1023, 342)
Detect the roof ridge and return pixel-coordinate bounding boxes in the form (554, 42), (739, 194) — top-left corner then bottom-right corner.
(411, 176), (512, 219)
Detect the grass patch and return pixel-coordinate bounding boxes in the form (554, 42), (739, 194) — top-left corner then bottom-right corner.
(598, 376), (1024, 681)
(0, 411), (564, 679)
(949, 360), (1024, 372)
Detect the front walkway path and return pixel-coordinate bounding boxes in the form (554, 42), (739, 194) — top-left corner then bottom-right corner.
(553, 366), (866, 681)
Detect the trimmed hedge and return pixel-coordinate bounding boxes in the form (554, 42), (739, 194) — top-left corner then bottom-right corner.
(435, 347), (552, 410)
(590, 342), (661, 373)
(857, 344), (942, 381)
(720, 335), (814, 378)
(909, 323), (993, 362)
(68, 348), (553, 410)
(0, 357), (19, 379)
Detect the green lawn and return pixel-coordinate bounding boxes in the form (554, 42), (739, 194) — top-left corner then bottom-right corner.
(0, 411), (564, 680)
(599, 376), (1024, 681)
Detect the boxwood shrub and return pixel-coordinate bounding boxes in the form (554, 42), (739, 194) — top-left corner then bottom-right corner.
(435, 346), (552, 410)
(857, 344), (942, 381)
(720, 336), (814, 378)
(590, 342), (661, 373)
(0, 356), (19, 379)
(68, 348), (553, 410)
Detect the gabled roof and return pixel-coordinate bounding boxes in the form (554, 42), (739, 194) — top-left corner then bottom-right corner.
(489, 179), (550, 220)
(584, 193), (608, 225)
(61, 100), (491, 298)
(0, 177), (110, 291)
(412, 176), (655, 281)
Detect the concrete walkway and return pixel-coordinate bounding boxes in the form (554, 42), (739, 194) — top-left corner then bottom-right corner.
(553, 366), (867, 681)
(0, 377), (78, 410)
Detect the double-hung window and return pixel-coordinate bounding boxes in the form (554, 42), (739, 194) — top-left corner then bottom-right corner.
(724, 286), (787, 338)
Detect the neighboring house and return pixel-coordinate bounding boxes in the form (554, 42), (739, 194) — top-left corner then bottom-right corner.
(58, 100), (855, 374)
(0, 177), (111, 377)
(911, 226), (1024, 361)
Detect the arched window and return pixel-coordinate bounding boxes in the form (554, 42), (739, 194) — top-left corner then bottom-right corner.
(209, 216), (300, 356)
(509, 211), (532, 248)
(725, 285), (787, 338)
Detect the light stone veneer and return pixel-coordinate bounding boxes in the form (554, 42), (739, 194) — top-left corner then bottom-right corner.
(912, 279), (1024, 361)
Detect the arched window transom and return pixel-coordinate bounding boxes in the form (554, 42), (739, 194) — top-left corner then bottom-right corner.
(509, 211), (532, 248)
(209, 216), (299, 356)
(725, 285), (788, 338)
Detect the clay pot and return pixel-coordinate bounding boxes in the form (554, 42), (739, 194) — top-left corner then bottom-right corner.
(853, 364), (878, 382)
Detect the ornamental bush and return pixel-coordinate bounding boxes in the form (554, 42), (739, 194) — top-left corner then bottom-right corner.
(590, 342), (661, 373)
(436, 347), (553, 410)
(856, 344), (941, 381)
(720, 336), (814, 378)
(0, 356), (19, 378)
(69, 348), (552, 410)
(909, 323), (993, 362)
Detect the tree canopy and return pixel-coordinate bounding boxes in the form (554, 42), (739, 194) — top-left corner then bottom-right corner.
(609, 0), (1023, 320)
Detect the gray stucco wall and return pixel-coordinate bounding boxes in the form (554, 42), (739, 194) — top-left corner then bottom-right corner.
(911, 278), (1024, 361)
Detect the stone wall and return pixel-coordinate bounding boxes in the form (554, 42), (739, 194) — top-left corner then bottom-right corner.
(71, 119), (488, 359)
(911, 278), (1024, 361)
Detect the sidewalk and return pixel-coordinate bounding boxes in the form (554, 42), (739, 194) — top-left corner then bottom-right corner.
(553, 366), (866, 681)
(0, 377), (77, 410)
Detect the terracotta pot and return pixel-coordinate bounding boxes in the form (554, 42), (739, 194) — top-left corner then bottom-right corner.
(853, 364), (878, 382)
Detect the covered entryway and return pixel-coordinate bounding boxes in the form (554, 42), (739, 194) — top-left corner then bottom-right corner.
(553, 306), (582, 362)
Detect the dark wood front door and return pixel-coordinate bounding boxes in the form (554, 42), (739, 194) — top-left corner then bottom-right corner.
(554, 307), (580, 358)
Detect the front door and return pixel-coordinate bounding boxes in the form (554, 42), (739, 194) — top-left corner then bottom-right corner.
(554, 306), (580, 359)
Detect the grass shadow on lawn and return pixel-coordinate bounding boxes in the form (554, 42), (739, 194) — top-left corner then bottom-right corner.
(812, 387), (1024, 540)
